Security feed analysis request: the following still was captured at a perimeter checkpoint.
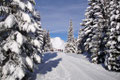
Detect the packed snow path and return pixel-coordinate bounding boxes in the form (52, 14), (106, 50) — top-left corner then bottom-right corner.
(31, 52), (120, 80)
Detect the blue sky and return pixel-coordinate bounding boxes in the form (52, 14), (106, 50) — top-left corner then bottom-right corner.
(35, 0), (88, 41)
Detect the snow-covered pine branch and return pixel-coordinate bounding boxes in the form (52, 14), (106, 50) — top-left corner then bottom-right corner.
(105, 0), (120, 71)
(0, 0), (44, 80)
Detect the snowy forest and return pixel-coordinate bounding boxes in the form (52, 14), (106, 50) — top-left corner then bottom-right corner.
(0, 0), (120, 80)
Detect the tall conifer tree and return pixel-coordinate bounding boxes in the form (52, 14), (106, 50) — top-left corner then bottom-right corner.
(0, 0), (44, 79)
(65, 19), (76, 53)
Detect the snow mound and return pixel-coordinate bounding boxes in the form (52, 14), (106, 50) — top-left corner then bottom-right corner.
(51, 37), (65, 50)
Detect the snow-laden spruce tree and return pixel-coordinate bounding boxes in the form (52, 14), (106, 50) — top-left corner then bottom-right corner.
(78, 0), (107, 63)
(65, 19), (76, 53)
(43, 30), (53, 52)
(0, 0), (43, 80)
(78, 0), (120, 71)
(76, 28), (85, 54)
(105, 0), (120, 71)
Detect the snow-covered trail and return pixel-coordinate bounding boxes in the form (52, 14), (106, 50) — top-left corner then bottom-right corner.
(32, 52), (120, 80)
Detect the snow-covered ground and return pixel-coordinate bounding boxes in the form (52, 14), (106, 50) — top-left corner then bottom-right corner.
(31, 52), (120, 80)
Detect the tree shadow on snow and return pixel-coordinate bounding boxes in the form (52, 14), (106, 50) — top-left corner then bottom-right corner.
(38, 58), (62, 74)
(82, 52), (92, 62)
(29, 52), (62, 80)
(42, 52), (58, 62)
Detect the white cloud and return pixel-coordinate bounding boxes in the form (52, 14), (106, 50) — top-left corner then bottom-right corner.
(51, 37), (65, 50)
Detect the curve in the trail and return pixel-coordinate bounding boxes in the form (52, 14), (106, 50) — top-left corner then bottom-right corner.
(34, 52), (120, 80)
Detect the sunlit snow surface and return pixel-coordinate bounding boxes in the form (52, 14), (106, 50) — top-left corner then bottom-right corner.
(31, 52), (120, 80)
